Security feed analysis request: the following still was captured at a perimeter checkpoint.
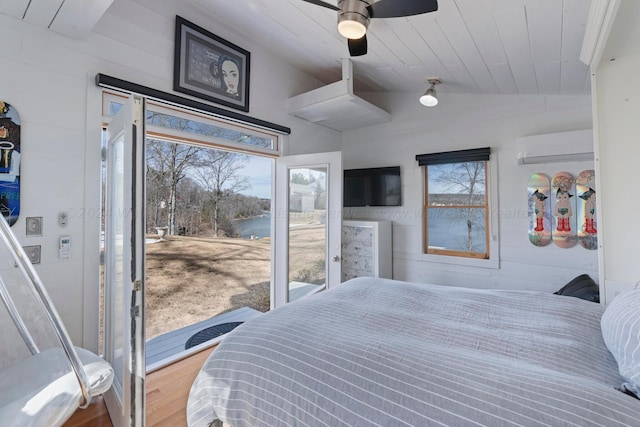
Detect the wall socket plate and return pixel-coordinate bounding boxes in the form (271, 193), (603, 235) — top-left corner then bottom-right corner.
(58, 211), (68, 227)
(23, 245), (41, 264)
(26, 217), (43, 236)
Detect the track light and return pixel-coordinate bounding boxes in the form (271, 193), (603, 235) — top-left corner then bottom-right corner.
(338, 0), (371, 39)
(420, 78), (441, 107)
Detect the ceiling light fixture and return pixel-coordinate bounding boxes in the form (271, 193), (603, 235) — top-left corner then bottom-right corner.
(337, 0), (371, 39)
(419, 78), (441, 107)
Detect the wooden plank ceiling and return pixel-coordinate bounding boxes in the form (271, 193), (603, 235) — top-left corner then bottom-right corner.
(0, 0), (114, 39)
(176, 0), (593, 96)
(0, 0), (593, 96)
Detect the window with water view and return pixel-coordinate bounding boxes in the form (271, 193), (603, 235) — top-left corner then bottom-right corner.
(101, 92), (279, 354)
(423, 158), (490, 259)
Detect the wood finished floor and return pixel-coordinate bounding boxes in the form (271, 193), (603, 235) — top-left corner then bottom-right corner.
(63, 345), (217, 427)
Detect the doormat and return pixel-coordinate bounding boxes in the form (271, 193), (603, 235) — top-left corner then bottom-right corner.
(185, 321), (244, 349)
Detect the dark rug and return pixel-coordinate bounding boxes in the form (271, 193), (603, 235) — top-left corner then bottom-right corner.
(185, 321), (244, 349)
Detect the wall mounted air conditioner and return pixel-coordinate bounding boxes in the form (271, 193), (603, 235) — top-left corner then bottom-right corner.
(516, 129), (594, 165)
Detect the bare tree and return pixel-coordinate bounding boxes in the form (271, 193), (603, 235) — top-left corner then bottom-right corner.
(175, 178), (205, 236)
(146, 139), (204, 235)
(194, 149), (249, 237)
(146, 163), (168, 233)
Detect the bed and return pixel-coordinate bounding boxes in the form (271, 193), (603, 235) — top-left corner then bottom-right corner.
(187, 277), (640, 426)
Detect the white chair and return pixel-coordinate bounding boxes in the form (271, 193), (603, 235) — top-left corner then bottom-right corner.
(0, 214), (114, 427)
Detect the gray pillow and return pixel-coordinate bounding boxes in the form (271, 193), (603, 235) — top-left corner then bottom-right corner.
(554, 274), (600, 303)
(601, 288), (640, 399)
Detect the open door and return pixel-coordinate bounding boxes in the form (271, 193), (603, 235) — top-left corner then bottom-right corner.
(103, 96), (146, 427)
(274, 151), (342, 308)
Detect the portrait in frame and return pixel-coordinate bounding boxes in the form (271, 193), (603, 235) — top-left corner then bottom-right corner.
(174, 16), (250, 112)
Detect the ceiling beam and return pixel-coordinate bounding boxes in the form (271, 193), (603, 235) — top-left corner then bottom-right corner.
(580, 0), (621, 67)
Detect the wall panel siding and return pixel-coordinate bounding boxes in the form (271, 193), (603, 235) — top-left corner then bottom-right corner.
(343, 92), (594, 291)
(0, 0), (340, 350)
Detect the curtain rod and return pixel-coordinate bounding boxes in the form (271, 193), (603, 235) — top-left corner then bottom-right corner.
(95, 73), (291, 135)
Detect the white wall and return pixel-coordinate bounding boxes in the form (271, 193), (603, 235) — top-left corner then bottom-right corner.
(342, 92), (596, 292)
(0, 0), (340, 350)
(593, 50), (640, 303)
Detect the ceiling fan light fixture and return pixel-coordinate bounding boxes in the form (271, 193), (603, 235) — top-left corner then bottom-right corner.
(300, 0), (439, 56)
(338, 0), (370, 39)
(338, 17), (368, 39)
(419, 78), (441, 107)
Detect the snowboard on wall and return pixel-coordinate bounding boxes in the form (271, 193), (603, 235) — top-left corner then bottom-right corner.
(551, 171), (577, 248)
(576, 169), (597, 250)
(0, 100), (20, 226)
(527, 173), (551, 247)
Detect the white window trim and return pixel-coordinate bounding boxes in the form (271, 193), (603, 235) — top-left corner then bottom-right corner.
(102, 91), (282, 157)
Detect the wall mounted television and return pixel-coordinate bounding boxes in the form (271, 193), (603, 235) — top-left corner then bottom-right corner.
(343, 166), (402, 207)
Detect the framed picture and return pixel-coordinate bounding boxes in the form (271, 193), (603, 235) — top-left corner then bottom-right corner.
(174, 16), (250, 112)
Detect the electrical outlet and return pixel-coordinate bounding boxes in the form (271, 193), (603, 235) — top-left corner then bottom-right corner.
(23, 245), (41, 264)
(26, 217), (43, 236)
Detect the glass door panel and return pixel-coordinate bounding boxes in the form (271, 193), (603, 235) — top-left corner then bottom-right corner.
(287, 167), (327, 302)
(103, 96), (145, 427)
(274, 151), (342, 308)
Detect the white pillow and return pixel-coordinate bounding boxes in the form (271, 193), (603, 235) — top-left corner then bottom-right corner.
(601, 288), (640, 398)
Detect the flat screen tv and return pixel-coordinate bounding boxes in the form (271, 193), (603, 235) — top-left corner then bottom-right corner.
(343, 166), (402, 207)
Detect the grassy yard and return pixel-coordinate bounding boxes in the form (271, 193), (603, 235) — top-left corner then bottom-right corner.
(145, 235), (271, 339)
(144, 213), (327, 339)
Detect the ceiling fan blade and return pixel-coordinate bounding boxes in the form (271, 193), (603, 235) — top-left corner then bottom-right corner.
(299, 0), (340, 11)
(369, 0), (438, 18)
(348, 35), (367, 57)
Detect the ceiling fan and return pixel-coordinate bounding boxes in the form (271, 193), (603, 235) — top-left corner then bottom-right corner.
(300, 0), (438, 56)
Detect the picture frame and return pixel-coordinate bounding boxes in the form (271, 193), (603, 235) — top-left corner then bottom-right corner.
(174, 16), (250, 112)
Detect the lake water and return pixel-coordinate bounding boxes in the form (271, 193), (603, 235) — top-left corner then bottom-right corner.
(235, 214), (271, 238)
(236, 211), (485, 251)
(427, 209), (486, 252)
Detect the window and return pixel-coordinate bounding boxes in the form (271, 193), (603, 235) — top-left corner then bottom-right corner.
(416, 148), (491, 260)
(101, 91), (280, 156)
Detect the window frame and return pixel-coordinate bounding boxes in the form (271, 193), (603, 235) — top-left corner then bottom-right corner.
(423, 161), (490, 259)
(98, 89), (281, 369)
(417, 149), (499, 269)
(101, 91), (282, 157)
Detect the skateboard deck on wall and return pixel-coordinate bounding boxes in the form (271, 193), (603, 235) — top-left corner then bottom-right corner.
(0, 100), (20, 226)
(576, 169), (597, 250)
(551, 171), (577, 248)
(527, 173), (551, 246)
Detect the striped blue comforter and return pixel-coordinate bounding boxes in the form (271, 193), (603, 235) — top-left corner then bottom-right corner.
(187, 277), (640, 426)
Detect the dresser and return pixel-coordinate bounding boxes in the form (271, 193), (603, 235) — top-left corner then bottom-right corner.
(341, 220), (392, 281)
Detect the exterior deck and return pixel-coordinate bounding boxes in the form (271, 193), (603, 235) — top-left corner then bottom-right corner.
(146, 307), (263, 372)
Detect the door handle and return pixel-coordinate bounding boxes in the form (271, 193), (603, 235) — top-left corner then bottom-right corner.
(332, 255), (340, 262)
